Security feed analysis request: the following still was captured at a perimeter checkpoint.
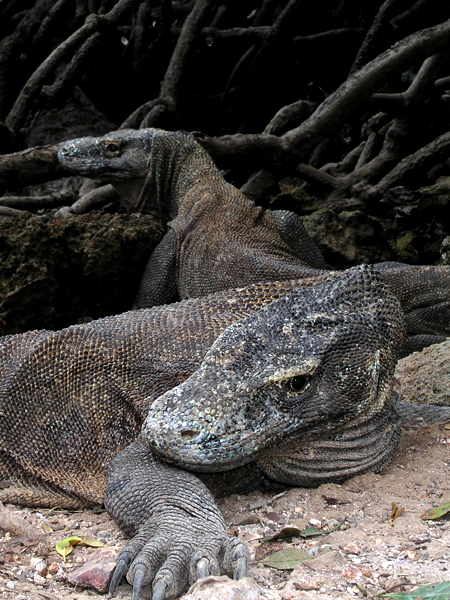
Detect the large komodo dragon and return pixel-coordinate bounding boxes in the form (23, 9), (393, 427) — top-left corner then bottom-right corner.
(1, 264), (450, 600)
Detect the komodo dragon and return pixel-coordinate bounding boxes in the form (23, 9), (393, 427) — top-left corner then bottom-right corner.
(58, 127), (328, 309)
(1, 265), (450, 600)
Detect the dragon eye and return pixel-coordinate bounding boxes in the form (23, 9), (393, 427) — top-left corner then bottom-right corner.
(289, 375), (308, 392)
(105, 142), (120, 153)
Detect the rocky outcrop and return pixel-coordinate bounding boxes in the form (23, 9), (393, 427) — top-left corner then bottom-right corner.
(0, 212), (162, 334)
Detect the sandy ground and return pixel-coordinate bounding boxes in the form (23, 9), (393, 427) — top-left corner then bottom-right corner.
(0, 421), (449, 600)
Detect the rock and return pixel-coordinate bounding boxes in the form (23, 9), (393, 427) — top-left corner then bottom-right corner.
(341, 563), (363, 581)
(67, 547), (120, 593)
(302, 209), (391, 268)
(395, 339), (450, 406)
(0, 502), (41, 538)
(343, 542), (360, 555)
(183, 576), (261, 600)
(0, 212), (162, 334)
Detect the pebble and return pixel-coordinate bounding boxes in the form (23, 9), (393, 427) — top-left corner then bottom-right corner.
(309, 518), (322, 527)
(344, 542), (360, 555)
(95, 529), (112, 539)
(249, 499), (269, 510)
(34, 559), (48, 576)
(33, 573), (47, 586)
(48, 562), (59, 575)
(342, 564), (362, 581)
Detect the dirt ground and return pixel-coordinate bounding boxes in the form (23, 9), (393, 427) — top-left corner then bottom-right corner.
(0, 421), (449, 600)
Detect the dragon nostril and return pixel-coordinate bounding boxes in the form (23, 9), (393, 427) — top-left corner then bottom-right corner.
(60, 145), (74, 157)
(180, 428), (200, 439)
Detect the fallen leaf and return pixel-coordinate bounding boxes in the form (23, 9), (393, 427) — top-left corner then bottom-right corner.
(262, 546), (312, 569)
(56, 535), (105, 562)
(56, 536), (82, 561)
(78, 536), (107, 547)
(381, 581), (450, 599)
(263, 519), (345, 542)
(421, 502), (450, 520)
(389, 502), (405, 526)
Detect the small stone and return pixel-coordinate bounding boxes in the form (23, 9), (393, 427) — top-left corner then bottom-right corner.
(360, 566), (373, 578)
(184, 575), (261, 600)
(48, 562), (59, 575)
(343, 543), (360, 555)
(34, 559), (48, 576)
(292, 581), (320, 591)
(404, 550), (419, 561)
(33, 573), (47, 586)
(249, 499), (269, 510)
(237, 515), (260, 526)
(309, 518), (321, 527)
(6, 581), (14, 590)
(342, 564), (362, 581)
(67, 547), (120, 593)
(95, 529), (112, 539)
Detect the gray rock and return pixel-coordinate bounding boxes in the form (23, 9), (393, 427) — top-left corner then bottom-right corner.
(395, 339), (450, 406)
(183, 576), (261, 600)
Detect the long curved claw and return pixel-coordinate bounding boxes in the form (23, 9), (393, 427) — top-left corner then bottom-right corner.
(233, 555), (247, 580)
(152, 579), (168, 600)
(223, 539), (249, 581)
(196, 557), (209, 579)
(109, 555), (133, 596)
(131, 565), (145, 600)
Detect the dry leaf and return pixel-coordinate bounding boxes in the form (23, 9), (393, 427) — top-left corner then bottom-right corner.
(389, 502), (405, 526)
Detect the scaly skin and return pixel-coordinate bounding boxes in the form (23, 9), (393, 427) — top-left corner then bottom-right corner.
(144, 265), (405, 477)
(1, 266), (450, 600)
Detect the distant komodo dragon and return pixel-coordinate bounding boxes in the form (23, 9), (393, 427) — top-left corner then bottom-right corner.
(58, 128), (328, 309)
(1, 265), (450, 600)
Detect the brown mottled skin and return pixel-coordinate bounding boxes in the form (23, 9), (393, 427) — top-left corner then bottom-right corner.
(58, 128), (327, 309)
(0, 131), (448, 600)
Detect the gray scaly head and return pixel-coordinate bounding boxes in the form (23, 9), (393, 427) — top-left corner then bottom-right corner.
(143, 265), (406, 478)
(57, 128), (158, 179)
(57, 128), (217, 217)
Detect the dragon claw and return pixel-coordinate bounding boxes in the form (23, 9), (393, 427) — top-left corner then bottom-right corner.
(109, 555), (133, 596)
(131, 566), (145, 600)
(152, 579), (168, 600)
(234, 555), (247, 580)
(196, 557), (210, 579)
